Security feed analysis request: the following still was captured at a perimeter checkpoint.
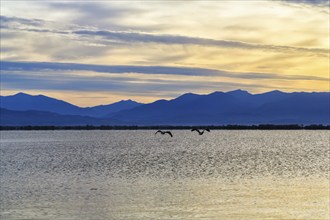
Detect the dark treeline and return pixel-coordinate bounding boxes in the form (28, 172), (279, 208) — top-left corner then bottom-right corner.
(0, 124), (329, 130)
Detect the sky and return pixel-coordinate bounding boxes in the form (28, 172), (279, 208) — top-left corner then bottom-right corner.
(0, 0), (329, 107)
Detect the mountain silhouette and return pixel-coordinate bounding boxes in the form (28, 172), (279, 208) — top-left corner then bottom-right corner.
(84, 99), (142, 117)
(0, 93), (142, 117)
(0, 90), (329, 125)
(0, 108), (120, 126)
(110, 90), (329, 125)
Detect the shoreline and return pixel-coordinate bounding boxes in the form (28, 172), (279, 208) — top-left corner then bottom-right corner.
(1, 124), (329, 130)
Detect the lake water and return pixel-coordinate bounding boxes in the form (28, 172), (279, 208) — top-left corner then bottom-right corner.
(0, 130), (329, 219)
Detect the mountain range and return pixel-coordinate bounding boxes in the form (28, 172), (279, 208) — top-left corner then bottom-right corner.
(0, 92), (142, 117)
(1, 90), (329, 125)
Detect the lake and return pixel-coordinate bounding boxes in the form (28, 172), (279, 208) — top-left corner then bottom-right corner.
(0, 130), (329, 219)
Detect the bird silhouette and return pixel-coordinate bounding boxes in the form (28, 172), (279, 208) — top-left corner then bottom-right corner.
(155, 130), (173, 137)
(191, 128), (210, 135)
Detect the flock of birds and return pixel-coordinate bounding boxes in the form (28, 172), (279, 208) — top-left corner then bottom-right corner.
(155, 128), (210, 137)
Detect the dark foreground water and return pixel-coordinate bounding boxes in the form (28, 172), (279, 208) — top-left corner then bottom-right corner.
(0, 130), (329, 219)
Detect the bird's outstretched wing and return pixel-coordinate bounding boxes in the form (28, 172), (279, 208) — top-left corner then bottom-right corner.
(205, 128), (210, 132)
(165, 131), (173, 137)
(191, 128), (199, 132)
(155, 130), (162, 135)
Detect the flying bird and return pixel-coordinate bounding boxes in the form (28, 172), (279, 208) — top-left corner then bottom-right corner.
(191, 128), (210, 135)
(155, 130), (173, 137)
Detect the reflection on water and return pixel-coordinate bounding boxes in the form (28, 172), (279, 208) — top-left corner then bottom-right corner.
(0, 130), (329, 219)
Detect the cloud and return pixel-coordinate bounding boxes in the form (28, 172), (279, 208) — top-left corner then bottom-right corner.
(0, 15), (44, 27)
(47, 2), (148, 31)
(1, 61), (218, 76)
(73, 30), (328, 54)
(283, 0), (329, 6)
(1, 61), (328, 82)
(0, 15), (68, 33)
(281, 0), (330, 13)
(1, 69), (300, 96)
(1, 15), (327, 56)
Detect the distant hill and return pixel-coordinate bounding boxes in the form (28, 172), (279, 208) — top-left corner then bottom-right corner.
(0, 108), (119, 126)
(0, 90), (329, 125)
(85, 100), (142, 117)
(0, 93), (142, 117)
(110, 90), (330, 125)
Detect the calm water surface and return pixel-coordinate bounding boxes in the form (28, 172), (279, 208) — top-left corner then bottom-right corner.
(0, 130), (329, 219)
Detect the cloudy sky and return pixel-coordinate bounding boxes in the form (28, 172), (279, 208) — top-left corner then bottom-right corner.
(1, 0), (329, 106)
